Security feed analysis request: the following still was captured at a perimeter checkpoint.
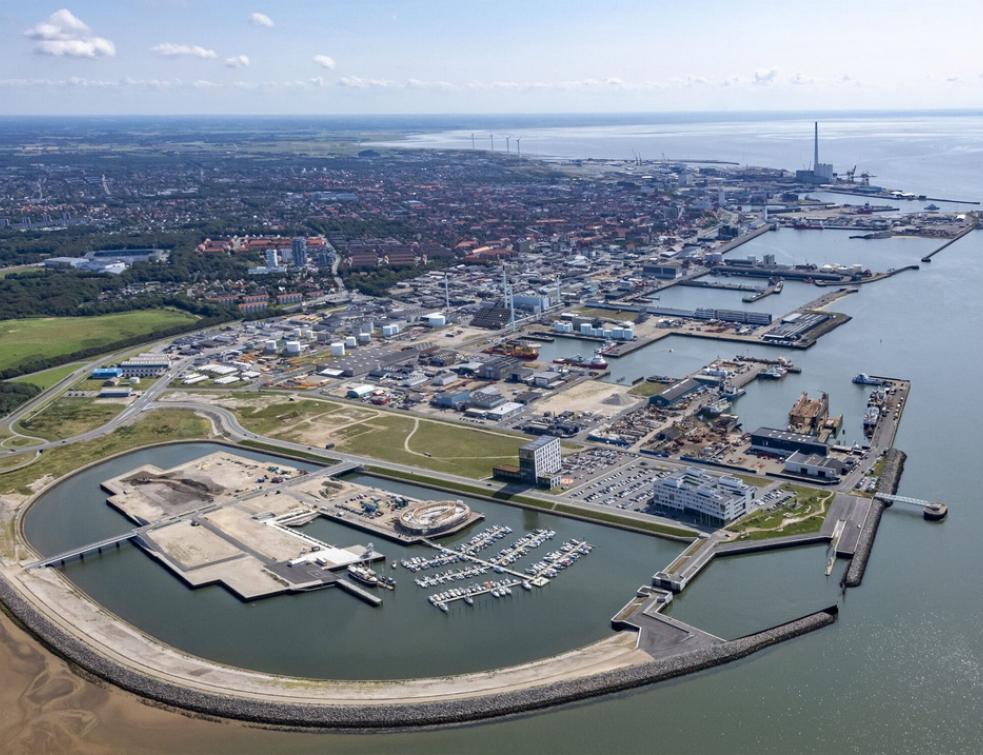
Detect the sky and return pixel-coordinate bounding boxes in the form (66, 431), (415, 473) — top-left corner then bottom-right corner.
(2, 0), (983, 115)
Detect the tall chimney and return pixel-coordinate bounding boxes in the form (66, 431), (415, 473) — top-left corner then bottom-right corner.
(814, 121), (820, 171)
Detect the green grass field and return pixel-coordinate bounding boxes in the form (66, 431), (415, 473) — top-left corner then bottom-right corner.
(334, 414), (529, 479)
(229, 397), (530, 479)
(16, 398), (124, 441)
(0, 309), (199, 373)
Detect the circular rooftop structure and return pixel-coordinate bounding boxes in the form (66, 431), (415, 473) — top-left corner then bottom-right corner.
(397, 500), (470, 535)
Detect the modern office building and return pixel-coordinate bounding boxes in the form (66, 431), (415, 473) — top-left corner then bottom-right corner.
(651, 467), (756, 525)
(519, 436), (562, 484)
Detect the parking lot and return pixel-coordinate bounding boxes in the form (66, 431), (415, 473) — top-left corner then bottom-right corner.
(559, 447), (634, 487)
(564, 456), (671, 513)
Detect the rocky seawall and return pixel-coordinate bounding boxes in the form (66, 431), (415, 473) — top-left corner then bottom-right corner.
(0, 571), (837, 731)
(844, 448), (907, 588)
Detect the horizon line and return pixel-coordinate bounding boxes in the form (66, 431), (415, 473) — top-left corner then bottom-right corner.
(3, 107), (983, 120)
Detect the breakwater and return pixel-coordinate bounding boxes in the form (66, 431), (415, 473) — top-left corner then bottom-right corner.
(844, 449), (907, 588)
(0, 569), (836, 731)
(920, 226), (976, 262)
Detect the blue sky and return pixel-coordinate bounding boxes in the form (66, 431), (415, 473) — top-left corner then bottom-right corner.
(2, 0), (982, 115)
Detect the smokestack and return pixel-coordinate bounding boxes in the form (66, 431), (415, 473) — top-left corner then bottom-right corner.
(813, 121), (819, 171)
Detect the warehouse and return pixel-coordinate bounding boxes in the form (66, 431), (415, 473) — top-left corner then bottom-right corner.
(749, 427), (828, 457)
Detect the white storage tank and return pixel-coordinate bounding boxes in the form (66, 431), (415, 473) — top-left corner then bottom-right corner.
(344, 336), (357, 348)
(284, 340), (302, 355)
(330, 342), (346, 356)
(357, 332), (371, 344)
(263, 339), (278, 354)
(382, 324), (400, 337)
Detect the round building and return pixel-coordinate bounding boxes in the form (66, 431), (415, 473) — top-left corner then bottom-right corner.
(397, 500), (470, 536)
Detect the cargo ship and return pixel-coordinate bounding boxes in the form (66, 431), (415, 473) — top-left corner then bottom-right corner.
(484, 340), (540, 360)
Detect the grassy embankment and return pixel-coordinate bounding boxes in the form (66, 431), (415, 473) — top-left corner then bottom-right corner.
(628, 381), (671, 398)
(16, 398), (124, 441)
(367, 466), (697, 540)
(10, 362), (84, 391)
(0, 309), (199, 373)
(574, 306), (637, 321)
(726, 484), (834, 541)
(0, 410), (211, 497)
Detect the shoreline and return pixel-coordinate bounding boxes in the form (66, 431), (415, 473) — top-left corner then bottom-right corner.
(0, 567), (836, 731)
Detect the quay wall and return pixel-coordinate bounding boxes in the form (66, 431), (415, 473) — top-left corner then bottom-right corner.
(844, 449), (906, 588)
(0, 570), (836, 731)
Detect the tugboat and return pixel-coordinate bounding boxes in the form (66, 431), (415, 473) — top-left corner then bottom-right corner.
(759, 365), (787, 380)
(587, 349), (609, 370)
(553, 348), (608, 370)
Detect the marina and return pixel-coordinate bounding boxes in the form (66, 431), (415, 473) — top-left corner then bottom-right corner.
(21, 444), (676, 679)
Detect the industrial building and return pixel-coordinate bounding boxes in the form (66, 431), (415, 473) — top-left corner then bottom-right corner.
(649, 377), (702, 407)
(642, 260), (684, 279)
(118, 355), (171, 377)
(749, 427), (828, 457)
(782, 451), (844, 482)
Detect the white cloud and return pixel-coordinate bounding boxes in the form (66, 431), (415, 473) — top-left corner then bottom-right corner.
(406, 78), (458, 91)
(789, 73), (815, 86)
(339, 75), (397, 89)
(121, 77), (182, 90)
(193, 79), (221, 89)
(152, 43), (218, 60)
(313, 54), (337, 70)
(0, 76), (181, 90)
(225, 55), (250, 68)
(25, 9), (116, 58)
(249, 12), (274, 28)
(753, 68), (778, 86)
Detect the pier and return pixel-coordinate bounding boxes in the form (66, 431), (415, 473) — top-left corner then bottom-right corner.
(742, 280), (783, 303)
(874, 493), (948, 520)
(677, 279), (763, 293)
